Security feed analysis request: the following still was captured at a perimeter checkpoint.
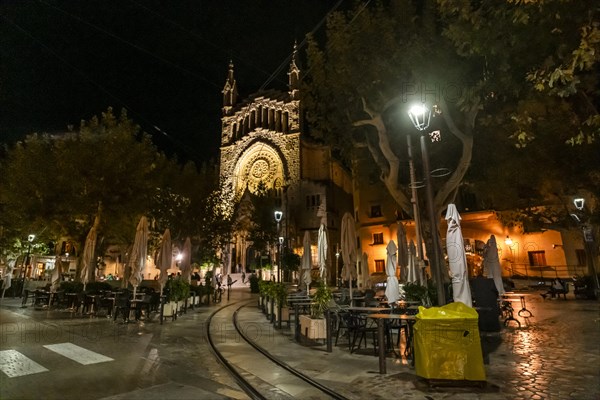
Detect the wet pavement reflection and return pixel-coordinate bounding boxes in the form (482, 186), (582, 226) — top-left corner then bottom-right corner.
(0, 289), (598, 399)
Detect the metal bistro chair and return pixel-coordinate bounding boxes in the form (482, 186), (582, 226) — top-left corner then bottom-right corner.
(335, 311), (352, 348)
(113, 293), (131, 323)
(349, 313), (378, 354)
(387, 309), (409, 353)
(134, 294), (152, 320)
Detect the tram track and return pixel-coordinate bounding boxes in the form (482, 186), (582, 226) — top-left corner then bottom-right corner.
(206, 300), (349, 400)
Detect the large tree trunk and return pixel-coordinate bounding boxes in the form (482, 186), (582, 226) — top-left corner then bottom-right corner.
(353, 97), (478, 289)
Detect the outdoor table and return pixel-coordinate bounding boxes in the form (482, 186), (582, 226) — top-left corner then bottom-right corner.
(33, 290), (51, 308)
(85, 294), (100, 315)
(288, 296), (311, 304)
(393, 305), (420, 315)
(347, 306), (390, 313)
(350, 296), (366, 307)
(368, 313), (417, 374)
(128, 299), (141, 321)
(102, 296), (116, 318)
(65, 293), (78, 310)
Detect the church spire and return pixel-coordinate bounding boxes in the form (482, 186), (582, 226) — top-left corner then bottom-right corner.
(288, 42), (300, 100)
(222, 60), (238, 115)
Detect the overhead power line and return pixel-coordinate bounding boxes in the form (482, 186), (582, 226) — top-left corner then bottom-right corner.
(36, 0), (220, 90)
(0, 14), (201, 162)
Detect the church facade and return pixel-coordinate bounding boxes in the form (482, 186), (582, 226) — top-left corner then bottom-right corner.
(218, 48), (353, 284)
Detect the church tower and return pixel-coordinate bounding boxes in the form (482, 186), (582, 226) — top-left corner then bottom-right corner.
(218, 45), (353, 283)
(222, 60), (237, 116)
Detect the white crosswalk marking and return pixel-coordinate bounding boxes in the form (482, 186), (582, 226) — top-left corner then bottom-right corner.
(0, 350), (49, 377)
(43, 343), (113, 365)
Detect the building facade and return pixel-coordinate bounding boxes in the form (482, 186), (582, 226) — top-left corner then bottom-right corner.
(218, 48), (353, 284)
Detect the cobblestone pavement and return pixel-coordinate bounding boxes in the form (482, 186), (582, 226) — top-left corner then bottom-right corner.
(336, 294), (600, 400)
(1, 289), (599, 399)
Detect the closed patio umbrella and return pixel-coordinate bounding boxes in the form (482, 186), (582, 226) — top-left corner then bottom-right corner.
(406, 240), (418, 284)
(51, 256), (62, 292)
(397, 222), (409, 282)
(301, 231), (312, 293)
(81, 215), (100, 291)
(157, 228), (172, 296)
(318, 224), (328, 281)
(180, 237), (192, 284)
(445, 204), (472, 306)
(361, 252), (369, 289)
(385, 240), (400, 305)
(483, 235), (505, 295)
(1, 259), (16, 299)
(341, 213), (357, 303)
(128, 216), (149, 299)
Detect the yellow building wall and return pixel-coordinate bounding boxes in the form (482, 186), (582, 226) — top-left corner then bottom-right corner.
(358, 210), (572, 282)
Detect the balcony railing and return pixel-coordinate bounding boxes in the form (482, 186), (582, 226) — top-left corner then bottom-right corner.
(507, 263), (589, 281)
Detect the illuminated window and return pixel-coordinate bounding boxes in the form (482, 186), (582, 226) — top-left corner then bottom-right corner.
(528, 251), (546, 266)
(375, 259), (385, 272)
(373, 233), (384, 245)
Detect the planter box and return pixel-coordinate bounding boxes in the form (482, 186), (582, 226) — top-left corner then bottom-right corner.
(163, 301), (178, 317)
(299, 315), (327, 339)
(276, 306), (290, 323)
(188, 295), (199, 307)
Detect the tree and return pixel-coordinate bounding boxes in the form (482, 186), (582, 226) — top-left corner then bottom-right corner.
(0, 108), (191, 276)
(245, 182), (279, 257)
(197, 182), (236, 267)
(438, 0), (600, 230)
(302, 1), (599, 263)
(438, 0), (599, 147)
(303, 2), (481, 274)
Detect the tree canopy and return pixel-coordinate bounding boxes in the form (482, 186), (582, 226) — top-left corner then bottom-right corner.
(0, 108), (214, 266)
(302, 0), (599, 234)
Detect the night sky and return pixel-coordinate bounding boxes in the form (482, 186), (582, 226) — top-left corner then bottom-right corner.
(1, 1), (339, 164)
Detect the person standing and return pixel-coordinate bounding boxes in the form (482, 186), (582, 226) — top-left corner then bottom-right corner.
(241, 271), (246, 284)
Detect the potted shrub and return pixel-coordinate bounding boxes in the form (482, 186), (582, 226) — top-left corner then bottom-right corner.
(403, 281), (436, 307)
(272, 282), (289, 325)
(258, 280), (273, 313)
(299, 281), (332, 340)
(249, 273), (260, 293)
(164, 278), (190, 318)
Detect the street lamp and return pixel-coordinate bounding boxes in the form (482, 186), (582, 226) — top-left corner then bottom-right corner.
(571, 197), (599, 298)
(335, 245), (340, 288)
(408, 104), (445, 306)
(20, 234), (36, 300)
(274, 210), (283, 282)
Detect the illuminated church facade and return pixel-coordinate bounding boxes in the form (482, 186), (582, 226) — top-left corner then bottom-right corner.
(218, 48), (354, 284)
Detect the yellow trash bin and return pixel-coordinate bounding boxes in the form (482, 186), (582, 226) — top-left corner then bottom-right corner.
(413, 302), (486, 381)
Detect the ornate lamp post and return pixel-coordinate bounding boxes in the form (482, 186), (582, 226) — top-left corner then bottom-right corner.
(335, 245), (340, 289)
(408, 104), (445, 306)
(572, 197), (599, 298)
(274, 210), (283, 282)
(20, 234), (35, 299)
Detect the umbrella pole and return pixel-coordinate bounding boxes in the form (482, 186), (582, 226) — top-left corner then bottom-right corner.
(349, 279), (353, 306)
